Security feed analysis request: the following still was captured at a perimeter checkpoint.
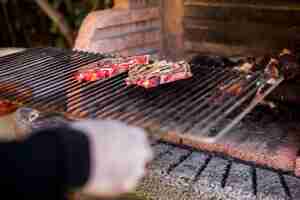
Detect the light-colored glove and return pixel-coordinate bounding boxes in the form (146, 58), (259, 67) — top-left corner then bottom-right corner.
(71, 120), (153, 198)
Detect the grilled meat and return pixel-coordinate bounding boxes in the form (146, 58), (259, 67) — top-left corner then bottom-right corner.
(278, 48), (300, 80)
(74, 55), (150, 82)
(125, 60), (192, 88)
(233, 57), (257, 74)
(212, 78), (250, 105)
(232, 49), (300, 81)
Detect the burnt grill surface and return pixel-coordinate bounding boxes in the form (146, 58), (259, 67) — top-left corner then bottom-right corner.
(0, 48), (281, 142)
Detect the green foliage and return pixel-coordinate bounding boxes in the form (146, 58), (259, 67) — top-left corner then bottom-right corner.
(0, 0), (113, 48)
(48, 0), (113, 48)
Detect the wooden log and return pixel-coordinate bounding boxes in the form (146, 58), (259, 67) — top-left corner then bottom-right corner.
(184, 1), (300, 25)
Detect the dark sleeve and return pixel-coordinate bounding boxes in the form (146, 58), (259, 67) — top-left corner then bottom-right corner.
(0, 126), (90, 200)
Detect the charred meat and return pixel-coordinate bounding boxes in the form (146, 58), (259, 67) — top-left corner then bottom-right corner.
(233, 57), (257, 74)
(278, 49), (300, 80)
(74, 55), (150, 82)
(126, 60), (192, 89)
(233, 49), (300, 81)
(212, 78), (251, 105)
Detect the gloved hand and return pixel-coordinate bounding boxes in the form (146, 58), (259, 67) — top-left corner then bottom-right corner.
(14, 107), (69, 139)
(71, 120), (153, 198)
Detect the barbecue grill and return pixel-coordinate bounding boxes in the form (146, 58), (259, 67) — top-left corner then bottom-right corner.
(0, 47), (282, 142)
(2, 1), (300, 199)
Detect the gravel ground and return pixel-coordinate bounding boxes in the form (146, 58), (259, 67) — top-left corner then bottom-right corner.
(137, 142), (300, 200)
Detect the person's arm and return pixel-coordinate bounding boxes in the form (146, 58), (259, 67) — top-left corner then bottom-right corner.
(0, 126), (90, 199)
(0, 120), (153, 199)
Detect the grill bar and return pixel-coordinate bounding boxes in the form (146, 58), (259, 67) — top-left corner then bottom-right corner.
(19, 55), (99, 98)
(181, 74), (260, 133)
(0, 48), (66, 76)
(0, 48), (282, 142)
(79, 66), (214, 117)
(96, 67), (210, 117)
(121, 70), (238, 125)
(0, 48), (46, 64)
(67, 74), (128, 113)
(208, 77), (284, 142)
(101, 68), (228, 120)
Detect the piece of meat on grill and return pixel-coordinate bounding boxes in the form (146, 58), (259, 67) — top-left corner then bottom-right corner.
(253, 49), (300, 108)
(256, 49), (299, 82)
(125, 60), (193, 89)
(74, 55), (150, 82)
(278, 48), (300, 80)
(233, 57), (257, 74)
(212, 78), (250, 105)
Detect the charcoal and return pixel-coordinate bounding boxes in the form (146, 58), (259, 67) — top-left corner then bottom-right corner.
(189, 55), (237, 68)
(267, 82), (300, 105)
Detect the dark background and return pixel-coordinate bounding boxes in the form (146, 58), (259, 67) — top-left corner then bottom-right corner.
(0, 0), (113, 48)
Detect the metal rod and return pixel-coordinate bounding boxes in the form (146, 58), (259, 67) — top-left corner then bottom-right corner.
(158, 73), (240, 127)
(67, 77), (128, 114)
(0, 54), (93, 100)
(0, 47), (66, 69)
(0, 52), (101, 95)
(198, 83), (261, 137)
(96, 66), (217, 117)
(201, 77), (284, 143)
(0, 47), (46, 64)
(0, 51), (81, 84)
(65, 73), (127, 104)
(93, 66), (213, 118)
(0, 50), (70, 77)
(123, 69), (235, 125)
(31, 73), (127, 108)
(168, 76), (244, 133)
(184, 74), (261, 133)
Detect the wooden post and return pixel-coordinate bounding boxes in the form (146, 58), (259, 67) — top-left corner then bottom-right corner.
(114, 0), (147, 9)
(160, 0), (184, 60)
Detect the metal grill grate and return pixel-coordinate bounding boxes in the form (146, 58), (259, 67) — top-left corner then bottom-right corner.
(0, 48), (283, 142)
